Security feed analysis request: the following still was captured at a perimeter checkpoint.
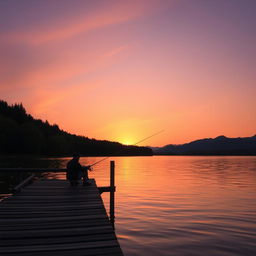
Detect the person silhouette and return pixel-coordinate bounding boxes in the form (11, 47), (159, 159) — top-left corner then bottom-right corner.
(66, 153), (91, 186)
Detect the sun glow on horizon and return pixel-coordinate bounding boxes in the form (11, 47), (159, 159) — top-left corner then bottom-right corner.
(119, 137), (135, 146)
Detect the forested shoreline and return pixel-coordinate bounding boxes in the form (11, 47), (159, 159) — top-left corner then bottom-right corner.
(0, 100), (152, 156)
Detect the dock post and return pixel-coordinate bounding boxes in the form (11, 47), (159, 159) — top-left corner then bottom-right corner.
(110, 160), (115, 228)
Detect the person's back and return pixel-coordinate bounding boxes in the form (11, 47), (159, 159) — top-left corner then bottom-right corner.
(66, 154), (82, 186)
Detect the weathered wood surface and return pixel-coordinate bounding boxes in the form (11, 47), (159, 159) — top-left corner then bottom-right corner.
(0, 179), (123, 256)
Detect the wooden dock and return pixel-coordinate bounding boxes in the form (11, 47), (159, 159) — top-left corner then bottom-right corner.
(0, 179), (124, 256)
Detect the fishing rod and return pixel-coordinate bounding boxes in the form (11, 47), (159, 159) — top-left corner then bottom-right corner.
(89, 130), (164, 168)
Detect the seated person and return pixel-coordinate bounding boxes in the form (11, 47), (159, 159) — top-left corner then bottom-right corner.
(66, 153), (91, 186)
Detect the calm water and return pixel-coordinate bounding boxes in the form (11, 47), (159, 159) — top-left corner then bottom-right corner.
(1, 156), (256, 255)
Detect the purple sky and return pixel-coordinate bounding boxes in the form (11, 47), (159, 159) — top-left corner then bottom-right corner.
(0, 0), (255, 145)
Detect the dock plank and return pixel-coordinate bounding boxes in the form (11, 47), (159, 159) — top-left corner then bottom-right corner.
(0, 179), (123, 256)
(1, 233), (118, 246)
(3, 247), (123, 256)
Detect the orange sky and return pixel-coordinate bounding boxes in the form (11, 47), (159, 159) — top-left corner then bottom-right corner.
(0, 0), (255, 146)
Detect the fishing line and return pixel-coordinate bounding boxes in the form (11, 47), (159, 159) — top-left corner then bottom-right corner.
(89, 130), (164, 168)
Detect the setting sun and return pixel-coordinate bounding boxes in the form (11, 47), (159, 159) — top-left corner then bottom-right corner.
(117, 134), (136, 145)
(120, 139), (134, 146)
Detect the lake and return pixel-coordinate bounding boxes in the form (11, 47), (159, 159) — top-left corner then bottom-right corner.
(1, 155), (256, 255)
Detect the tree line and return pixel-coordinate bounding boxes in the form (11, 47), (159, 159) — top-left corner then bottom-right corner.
(0, 100), (152, 156)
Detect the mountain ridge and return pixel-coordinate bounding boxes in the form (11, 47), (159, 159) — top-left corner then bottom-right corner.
(152, 135), (256, 155)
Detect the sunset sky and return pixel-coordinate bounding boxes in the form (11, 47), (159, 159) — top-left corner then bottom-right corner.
(0, 0), (255, 146)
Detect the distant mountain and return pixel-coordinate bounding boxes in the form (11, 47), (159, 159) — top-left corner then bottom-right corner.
(152, 135), (256, 155)
(0, 100), (152, 156)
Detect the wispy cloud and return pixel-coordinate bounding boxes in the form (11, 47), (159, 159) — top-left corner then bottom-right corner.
(14, 44), (131, 116)
(0, 0), (152, 95)
(0, 1), (156, 45)
(103, 44), (131, 58)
